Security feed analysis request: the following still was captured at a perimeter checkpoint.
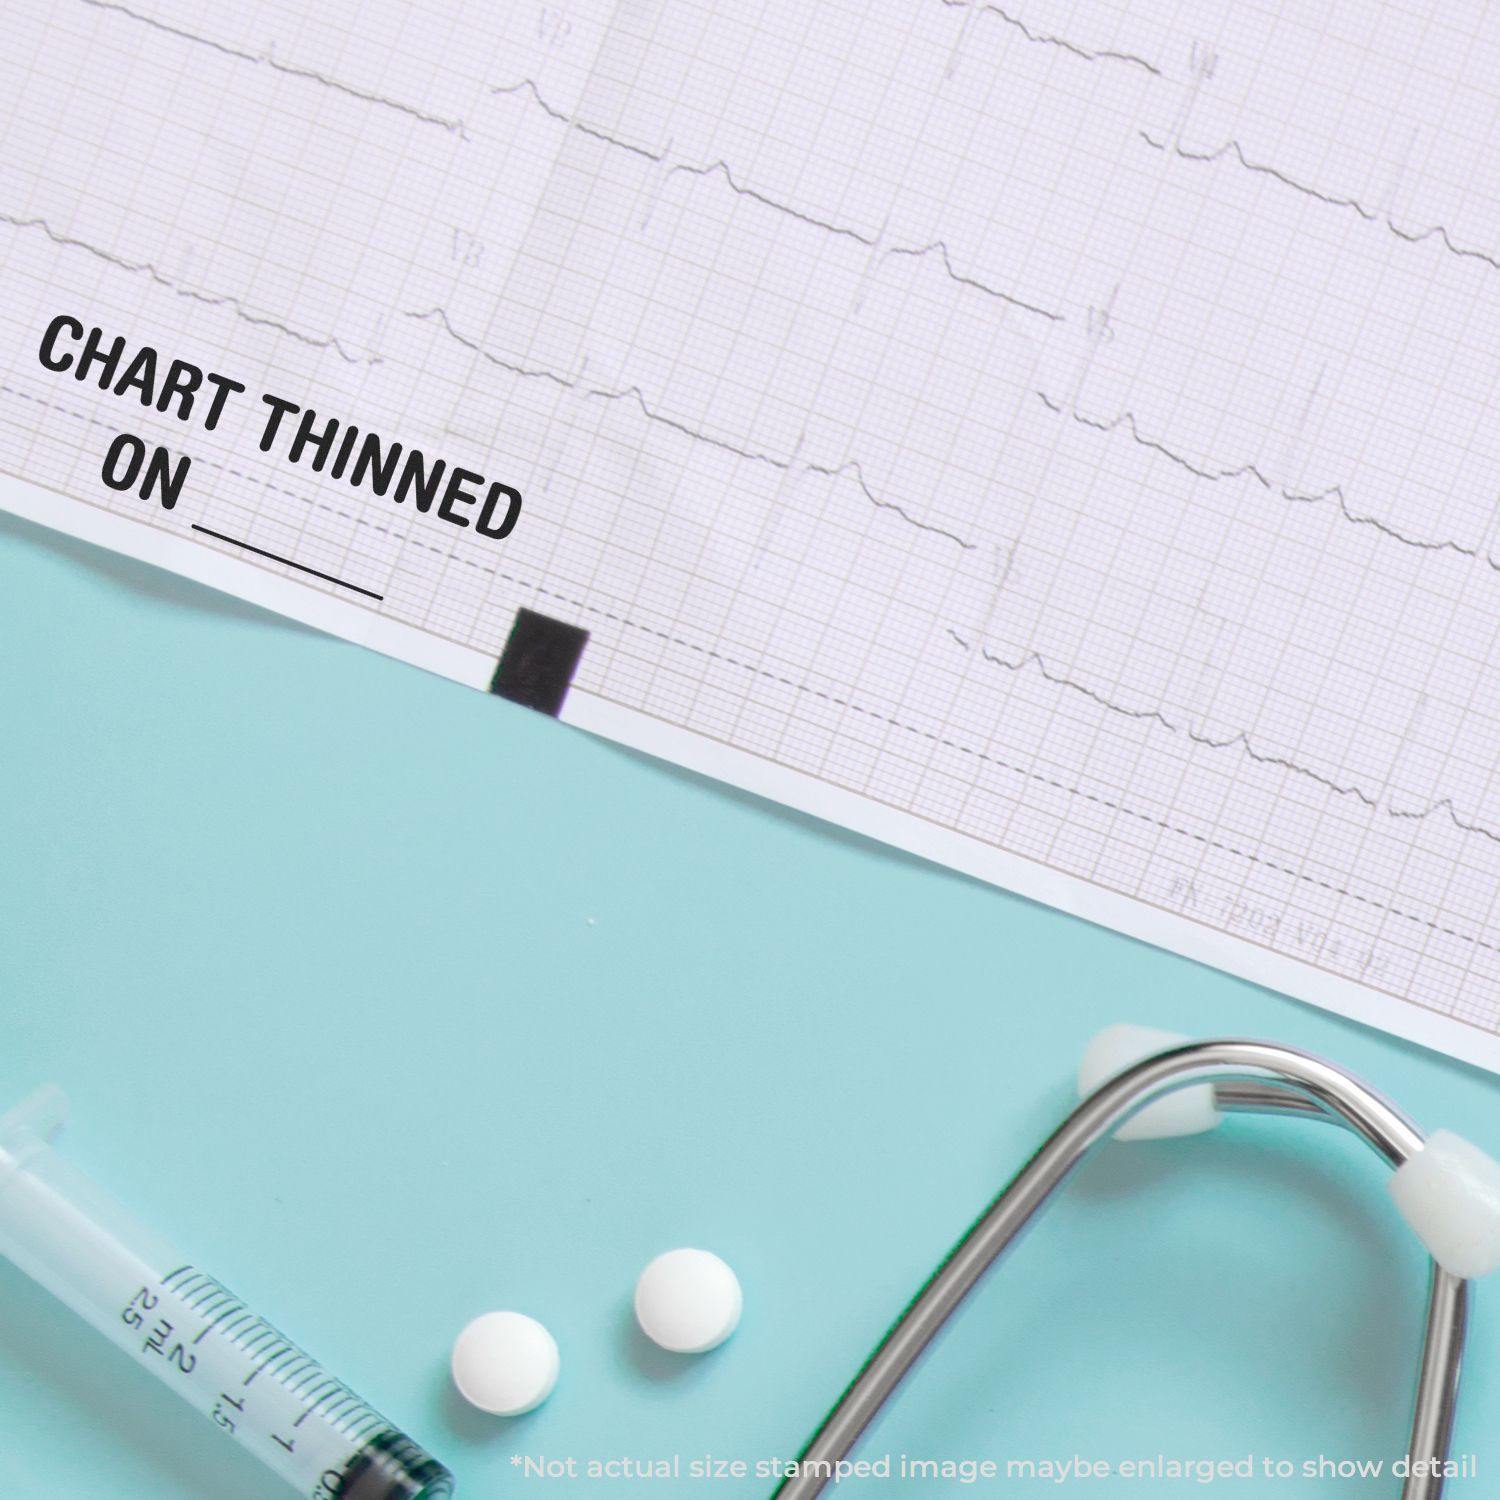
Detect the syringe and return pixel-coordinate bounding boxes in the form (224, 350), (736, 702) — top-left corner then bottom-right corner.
(0, 1086), (453, 1499)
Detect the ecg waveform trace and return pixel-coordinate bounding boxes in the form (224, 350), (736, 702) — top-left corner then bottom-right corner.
(0, 211), (379, 363)
(7, 0), (1500, 1068)
(1136, 129), (1500, 276)
(78, 0), (470, 135)
(489, 77), (1064, 322)
(1034, 391), (1500, 568)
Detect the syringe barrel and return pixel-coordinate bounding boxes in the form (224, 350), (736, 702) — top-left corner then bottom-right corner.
(0, 1089), (453, 1500)
(0, 1086), (183, 1355)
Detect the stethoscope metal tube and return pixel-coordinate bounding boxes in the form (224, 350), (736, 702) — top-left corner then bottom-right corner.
(1217, 1073), (1465, 1500)
(776, 1040), (1471, 1500)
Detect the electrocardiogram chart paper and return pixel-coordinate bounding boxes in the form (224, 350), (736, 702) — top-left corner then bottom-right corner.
(8, 0), (1500, 1070)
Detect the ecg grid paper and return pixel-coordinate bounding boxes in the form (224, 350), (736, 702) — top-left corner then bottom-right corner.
(6, 0), (1500, 1069)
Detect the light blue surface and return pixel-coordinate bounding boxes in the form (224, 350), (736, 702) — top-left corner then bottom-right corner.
(1, 506), (1498, 1499)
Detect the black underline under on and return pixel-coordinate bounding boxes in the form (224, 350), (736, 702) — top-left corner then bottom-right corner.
(190, 524), (384, 601)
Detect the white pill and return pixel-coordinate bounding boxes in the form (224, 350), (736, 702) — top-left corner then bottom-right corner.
(450, 1311), (559, 1415)
(634, 1248), (742, 1353)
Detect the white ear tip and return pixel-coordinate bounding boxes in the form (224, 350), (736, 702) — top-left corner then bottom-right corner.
(1079, 1024), (1188, 1087)
(1078, 1023), (1219, 1141)
(1389, 1130), (1500, 1278)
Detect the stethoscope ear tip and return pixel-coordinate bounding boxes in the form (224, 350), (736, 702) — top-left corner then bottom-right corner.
(1390, 1129), (1500, 1279)
(1077, 1023), (1500, 1278)
(791, 1033), (1486, 1497)
(1077, 1023), (1221, 1141)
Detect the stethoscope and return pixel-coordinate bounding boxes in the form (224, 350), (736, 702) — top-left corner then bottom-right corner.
(778, 1027), (1500, 1500)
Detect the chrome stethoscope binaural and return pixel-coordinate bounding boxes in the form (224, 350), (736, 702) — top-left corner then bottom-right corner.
(778, 1028), (1500, 1500)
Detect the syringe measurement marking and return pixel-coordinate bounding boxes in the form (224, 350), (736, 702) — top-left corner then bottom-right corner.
(208, 1297), (381, 1447)
(241, 1326), (289, 1376)
(192, 1291), (237, 1341)
(147, 1269), (388, 1450)
(246, 1343), (303, 1387)
(212, 1390), (245, 1434)
(295, 1377), (346, 1419)
(286, 1365), (338, 1403)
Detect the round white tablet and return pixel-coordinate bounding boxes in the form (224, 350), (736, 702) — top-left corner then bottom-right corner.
(450, 1311), (559, 1415)
(633, 1248), (742, 1353)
